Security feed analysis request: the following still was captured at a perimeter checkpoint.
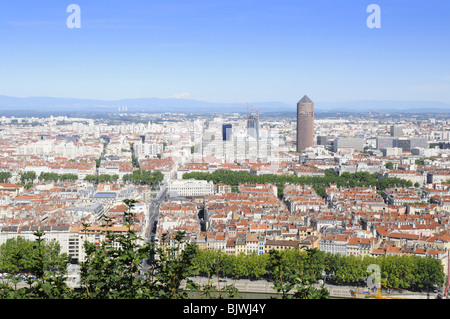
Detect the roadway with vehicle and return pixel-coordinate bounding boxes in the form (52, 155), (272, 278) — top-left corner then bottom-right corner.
(140, 183), (167, 272)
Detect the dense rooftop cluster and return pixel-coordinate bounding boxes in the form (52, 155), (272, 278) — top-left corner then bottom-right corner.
(0, 113), (449, 271)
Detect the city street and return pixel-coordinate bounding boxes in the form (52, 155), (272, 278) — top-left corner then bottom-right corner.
(184, 276), (438, 299)
(140, 184), (167, 273)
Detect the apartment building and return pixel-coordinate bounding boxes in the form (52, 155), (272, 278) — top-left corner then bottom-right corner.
(264, 239), (301, 253)
(320, 234), (348, 255)
(168, 179), (214, 197)
(384, 188), (421, 206)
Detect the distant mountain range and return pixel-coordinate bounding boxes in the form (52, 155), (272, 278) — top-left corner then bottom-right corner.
(317, 100), (450, 114)
(0, 95), (448, 114)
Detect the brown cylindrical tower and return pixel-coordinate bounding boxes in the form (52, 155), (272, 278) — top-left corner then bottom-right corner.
(296, 95), (314, 152)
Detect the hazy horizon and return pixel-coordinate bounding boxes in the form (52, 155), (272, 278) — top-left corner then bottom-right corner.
(0, 94), (449, 114)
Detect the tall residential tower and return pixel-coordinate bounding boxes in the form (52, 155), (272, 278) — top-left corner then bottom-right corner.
(296, 95), (314, 152)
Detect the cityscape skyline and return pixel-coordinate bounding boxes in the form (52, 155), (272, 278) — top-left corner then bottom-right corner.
(0, 108), (449, 300)
(0, 0), (450, 302)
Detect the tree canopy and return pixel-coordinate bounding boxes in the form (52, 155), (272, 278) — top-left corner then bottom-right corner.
(182, 169), (413, 198)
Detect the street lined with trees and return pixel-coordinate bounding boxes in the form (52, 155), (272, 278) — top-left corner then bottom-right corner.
(182, 169), (413, 198)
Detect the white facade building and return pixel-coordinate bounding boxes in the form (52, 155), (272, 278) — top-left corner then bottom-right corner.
(168, 179), (214, 197)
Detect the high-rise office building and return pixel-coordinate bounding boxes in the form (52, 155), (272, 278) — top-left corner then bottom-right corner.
(394, 137), (428, 152)
(222, 124), (232, 141)
(317, 136), (327, 146)
(333, 137), (365, 152)
(296, 95), (314, 151)
(390, 125), (403, 137)
(376, 137), (395, 150)
(248, 114), (259, 140)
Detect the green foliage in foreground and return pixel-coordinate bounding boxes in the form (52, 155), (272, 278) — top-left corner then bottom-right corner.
(0, 199), (330, 299)
(192, 247), (445, 293)
(0, 200), (444, 299)
(0, 199), (199, 299)
(0, 231), (72, 299)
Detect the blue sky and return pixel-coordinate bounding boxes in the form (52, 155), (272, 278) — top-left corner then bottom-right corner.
(1, 0), (450, 106)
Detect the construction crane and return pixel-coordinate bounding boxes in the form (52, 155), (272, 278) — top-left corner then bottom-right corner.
(229, 103), (254, 135)
(246, 103), (254, 131)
